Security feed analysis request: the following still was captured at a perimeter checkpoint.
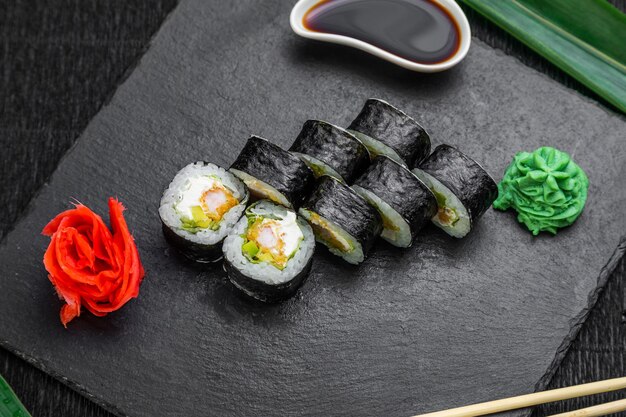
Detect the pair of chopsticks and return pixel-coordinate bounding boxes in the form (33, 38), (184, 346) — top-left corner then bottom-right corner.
(411, 377), (626, 417)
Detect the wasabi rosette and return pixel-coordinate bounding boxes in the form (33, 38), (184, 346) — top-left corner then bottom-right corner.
(223, 200), (315, 302)
(493, 146), (589, 235)
(159, 162), (249, 263)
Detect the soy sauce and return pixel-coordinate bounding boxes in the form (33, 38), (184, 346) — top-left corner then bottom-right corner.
(303, 0), (461, 64)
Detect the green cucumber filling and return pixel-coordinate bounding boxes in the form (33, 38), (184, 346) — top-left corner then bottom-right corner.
(179, 205), (221, 232)
(175, 175), (239, 233)
(381, 213), (400, 231)
(297, 154), (343, 182)
(307, 162), (326, 178)
(241, 206), (303, 270)
(305, 212), (354, 253)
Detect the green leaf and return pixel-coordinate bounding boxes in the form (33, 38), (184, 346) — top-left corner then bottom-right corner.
(459, 0), (626, 113)
(0, 373), (31, 417)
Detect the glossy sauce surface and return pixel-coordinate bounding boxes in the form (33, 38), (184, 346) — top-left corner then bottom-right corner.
(303, 0), (460, 64)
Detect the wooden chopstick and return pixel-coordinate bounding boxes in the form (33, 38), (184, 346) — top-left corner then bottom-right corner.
(411, 377), (626, 417)
(546, 398), (626, 417)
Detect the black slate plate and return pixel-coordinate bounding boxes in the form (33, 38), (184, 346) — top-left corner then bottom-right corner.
(0, 1), (625, 416)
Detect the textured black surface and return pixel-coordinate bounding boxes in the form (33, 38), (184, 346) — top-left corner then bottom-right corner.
(348, 98), (431, 167)
(290, 120), (370, 183)
(231, 136), (315, 208)
(0, 1), (625, 416)
(301, 175), (383, 258)
(353, 156), (437, 244)
(418, 144), (498, 226)
(0, 0), (178, 242)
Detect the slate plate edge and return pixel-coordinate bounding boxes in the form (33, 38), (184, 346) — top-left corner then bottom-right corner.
(533, 235), (626, 392)
(0, 338), (129, 417)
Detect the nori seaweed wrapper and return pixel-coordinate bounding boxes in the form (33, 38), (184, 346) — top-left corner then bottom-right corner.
(224, 256), (313, 303)
(289, 120), (370, 183)
(348, 98), (431, 166)
(354, 156), (437, 241)
(161, 222), (223, 263)
(419, 144), (498, 224)
(301, 176), (382, 256)
(230, 136), (315, 208)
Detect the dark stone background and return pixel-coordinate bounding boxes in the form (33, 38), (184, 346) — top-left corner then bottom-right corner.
(0, 1), (623, 416)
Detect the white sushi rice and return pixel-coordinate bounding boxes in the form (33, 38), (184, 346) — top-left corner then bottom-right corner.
(292, 152), (345, 183)
(229, 168), (292, 208)
(412, 169), (471, 238)
(159, 162), (248, 245)
(223, 201), (315, 285)
(348, 130), (407, 168)
(352, 185), (412, 248)
(298, 208), (364, 265)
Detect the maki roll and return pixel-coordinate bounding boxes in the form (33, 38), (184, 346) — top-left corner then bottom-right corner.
(352, 156), (437, 248)
(348, 98), (430, 168)
(223, 200), (315, 302)
(159, 162), (249, 262)
(230, 136), (315, 209)
(299, 176), (382, 264)
(289, 120), (370, 183)
(412, 145), (498, 238)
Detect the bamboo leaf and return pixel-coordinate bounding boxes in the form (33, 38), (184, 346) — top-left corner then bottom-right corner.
(0, 374), (31, 417)
(459, 0), (626, 114)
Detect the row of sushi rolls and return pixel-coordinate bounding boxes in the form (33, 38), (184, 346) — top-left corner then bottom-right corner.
(159, 99), (498, 302)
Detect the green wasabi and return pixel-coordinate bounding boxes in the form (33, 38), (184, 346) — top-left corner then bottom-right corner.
(494, 146), (589, 235)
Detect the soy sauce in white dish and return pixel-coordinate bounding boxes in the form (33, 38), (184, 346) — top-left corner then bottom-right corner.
(303, 0), (461, 64)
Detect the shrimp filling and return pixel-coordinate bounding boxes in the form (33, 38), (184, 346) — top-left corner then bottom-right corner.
(175, 176), (239, 233)
(241, 211), (303, 270)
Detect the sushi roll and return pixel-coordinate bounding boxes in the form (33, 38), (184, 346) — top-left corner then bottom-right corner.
(222, 200), (315, 302)
(347, 98), (430, 168)
(352, 156), (437, 248)
(289, 120), (370, 183)
(299, 176), (382, 264)
(159, 162), (249, 262)
(412, 145), (498, 238)
(230, 136), (315, 209)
